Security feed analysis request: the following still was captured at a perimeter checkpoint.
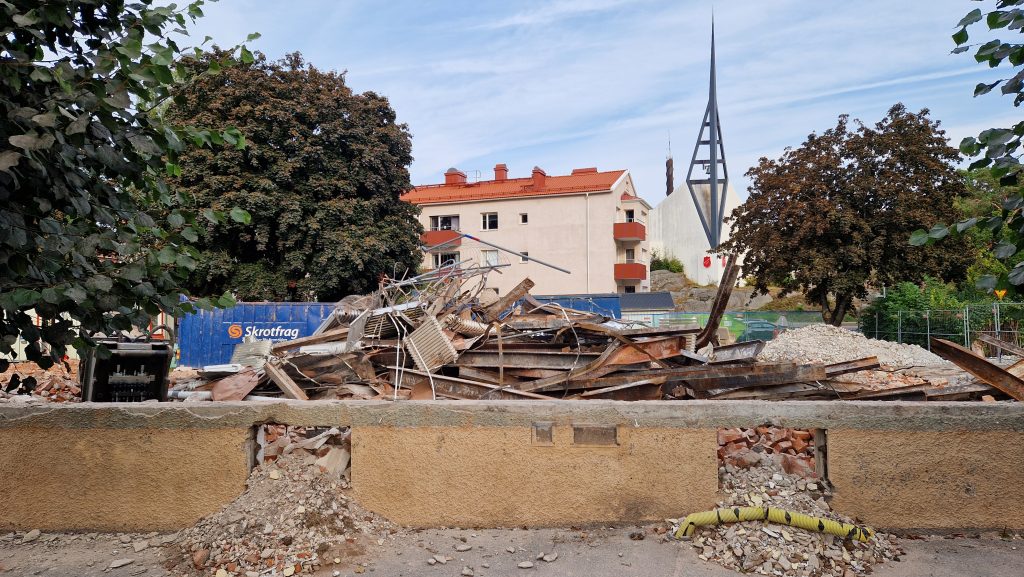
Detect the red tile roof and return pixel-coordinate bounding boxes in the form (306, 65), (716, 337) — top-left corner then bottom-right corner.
(402, 168), (626, 205)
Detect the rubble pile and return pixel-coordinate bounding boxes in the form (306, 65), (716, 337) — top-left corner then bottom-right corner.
(170, 264), (923, 403)
(679, 442), (903, 577)
(718, 427), (817, 479)
(0, 361), (80, 403)
(761, 324), (943, 368)
(179, 427), (395, 576)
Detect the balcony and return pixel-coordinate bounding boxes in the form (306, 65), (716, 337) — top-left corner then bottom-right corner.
(614, 261), (647, 281)
(420, 229), (462, 250)
(613, 219), (646, 242)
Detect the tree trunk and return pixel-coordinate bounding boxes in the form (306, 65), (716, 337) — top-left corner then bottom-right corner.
(821, 293), (853, 327)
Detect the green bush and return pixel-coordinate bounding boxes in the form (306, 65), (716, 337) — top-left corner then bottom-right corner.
(651, 250), (684, 274)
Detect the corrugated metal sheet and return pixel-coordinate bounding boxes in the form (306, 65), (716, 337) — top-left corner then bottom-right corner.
(532, 294), (622, 318)
(178, 302), (334, 368)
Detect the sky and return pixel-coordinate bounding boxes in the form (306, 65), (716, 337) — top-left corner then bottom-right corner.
(188, 0), (1013, 205)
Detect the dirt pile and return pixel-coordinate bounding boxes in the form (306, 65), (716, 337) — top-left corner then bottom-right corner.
(718, 427), (817, 479)
(676, 452), (903, 576)
(178, 428), (396, 576)
(760, 324), (943, 368)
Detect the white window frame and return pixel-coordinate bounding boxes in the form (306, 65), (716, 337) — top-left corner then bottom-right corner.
(429, 215), (460, 231)
(520, 213), (528, 225)
(520, 251), (529, 263)
(482, 249), (499, 266)
(433, 252), (459, 268)
(482, 212), (498, 230)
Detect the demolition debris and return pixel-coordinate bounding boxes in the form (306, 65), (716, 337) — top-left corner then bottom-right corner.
(163, 261), (1020, 403)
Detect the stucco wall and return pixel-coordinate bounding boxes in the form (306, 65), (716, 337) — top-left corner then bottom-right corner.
(352, 425), (716, 527)
(0, 426), (250, 531)
(829, 430), (1024, 530)
(1, 401), (1022, 532)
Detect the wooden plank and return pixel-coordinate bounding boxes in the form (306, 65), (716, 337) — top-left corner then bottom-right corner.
(976, 333), (1024, 358)
(271, 327), (349, 354)
(825, 357), (881, 377)
(481, 278), (535, 322)
(210, 369), (261, 401)
(397, 368), (550, 400)
(930, 338), (1024, 401)
(264, 361), (309, 400)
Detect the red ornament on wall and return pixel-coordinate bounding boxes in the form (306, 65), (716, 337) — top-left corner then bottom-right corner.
(703, 256), (712, 268)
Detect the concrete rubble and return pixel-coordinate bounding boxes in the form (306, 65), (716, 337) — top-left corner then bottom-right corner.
(675, 425), (904, 576)
(176, 427), (396, 576)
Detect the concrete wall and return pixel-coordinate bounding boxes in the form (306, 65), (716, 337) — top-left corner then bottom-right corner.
(0, 400), (1022, 532)
(415, 173), (650, 295)
(648, 183), (743, 286)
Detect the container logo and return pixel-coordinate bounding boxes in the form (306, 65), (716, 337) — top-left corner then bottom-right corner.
(226, 323), (300, 340)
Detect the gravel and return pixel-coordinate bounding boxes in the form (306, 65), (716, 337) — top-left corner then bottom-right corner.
(674, 452), (903, 576)
(760, 324), (944, 368)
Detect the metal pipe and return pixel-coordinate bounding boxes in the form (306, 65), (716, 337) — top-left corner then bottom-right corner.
(461, 233), (571, 274)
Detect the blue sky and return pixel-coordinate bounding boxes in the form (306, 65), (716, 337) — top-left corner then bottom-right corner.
(189, 0), (1012, 204)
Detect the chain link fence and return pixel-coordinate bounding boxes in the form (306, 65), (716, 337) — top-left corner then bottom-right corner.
(621, 311), (825, 342)
(860, 302), (1024, 353)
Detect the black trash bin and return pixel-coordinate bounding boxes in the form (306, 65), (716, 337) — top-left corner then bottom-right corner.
(79, 331), (173, 402)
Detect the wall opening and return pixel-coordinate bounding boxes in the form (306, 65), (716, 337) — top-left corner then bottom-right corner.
(717, 426), (828, 488)
(254, 423), (352, 479)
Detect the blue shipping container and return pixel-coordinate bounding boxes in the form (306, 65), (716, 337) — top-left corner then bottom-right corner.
(178, 302), (335, 368)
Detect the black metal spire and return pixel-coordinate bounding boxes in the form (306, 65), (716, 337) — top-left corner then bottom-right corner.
(685, 19), (729, 249)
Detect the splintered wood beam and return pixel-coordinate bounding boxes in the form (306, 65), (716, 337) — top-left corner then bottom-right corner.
(264, 361), (309, 400)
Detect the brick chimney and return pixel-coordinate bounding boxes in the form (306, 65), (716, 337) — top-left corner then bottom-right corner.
(494, 163), (508, 181)
(532, 166), (546, 189)
(444, 167), (467, 185)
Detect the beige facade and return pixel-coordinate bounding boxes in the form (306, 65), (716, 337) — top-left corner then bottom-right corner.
(405, 167), (651, 295)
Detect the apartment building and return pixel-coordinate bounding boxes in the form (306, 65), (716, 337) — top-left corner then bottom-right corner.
(401, 164), (651, 295)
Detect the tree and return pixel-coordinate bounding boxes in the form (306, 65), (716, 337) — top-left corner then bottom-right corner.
(721, 105), (974, 326)
(0, 0), (255, 370)
(912, 1), (1024, 293)
(165, 51), (423, 302)
(650, 249), (684, 274)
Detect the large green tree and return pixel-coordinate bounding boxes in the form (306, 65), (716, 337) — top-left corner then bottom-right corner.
(165, 51), (422, 302)
(0, 0), (253, 369)
(721, 105), (974, 325)
(913, 1), (1024, 293)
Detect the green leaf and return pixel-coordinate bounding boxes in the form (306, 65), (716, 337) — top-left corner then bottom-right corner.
(909, 229), (930, 246)
(246, 32), (262, 41)
(217, 292), (237, 308)
(240, 46), (255, 64)
(229, 207), (251, 224)
(157, 246), (177, 265)
(181, 226), (199, 242)
(957, 8), (983, 28)
(85, 275), (113, 292)
(927, 224), (949, 239)
(1010, 263), (1024, 285)
(0, 150), (21, 172)
(64, 286), (87, 302)
(953, 27), (969, 45)
(202, 208), (218, 223)
(994, 241), (1019, 259)
(955, 218), (979, 233)
(975, 80), (1003, 96)
(9, 132), (55, 150)
(168, 213), (185, 228)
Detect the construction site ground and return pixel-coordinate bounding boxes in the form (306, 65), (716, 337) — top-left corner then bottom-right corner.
(0, 528), (1020, 577)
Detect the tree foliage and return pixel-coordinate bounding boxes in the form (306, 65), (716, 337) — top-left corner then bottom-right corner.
(165, 51), (423, 302)
(913, 0), (1024, 293)
(721, 105), (974, 326)
(650, 249), (684, 274)
(0, 0), (255, 369)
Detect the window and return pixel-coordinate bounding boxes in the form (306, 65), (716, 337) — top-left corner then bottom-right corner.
(482, 212), (498, 230)
(625, 209), (635, 223)
(625, 248), (635, 262)
(429, 215), (460, 231)
(520, 251), (529, 263)
(433, 252), (459, 268)
(520, 213), (528, 224)
(624, 285), (637, 294)
(482, 250), (499, 266)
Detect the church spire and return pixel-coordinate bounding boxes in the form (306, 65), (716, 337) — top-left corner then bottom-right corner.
(685, 19), (730, 248)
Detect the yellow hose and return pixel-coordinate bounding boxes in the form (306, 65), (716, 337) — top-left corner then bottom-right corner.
(673, 506), (874, 543)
